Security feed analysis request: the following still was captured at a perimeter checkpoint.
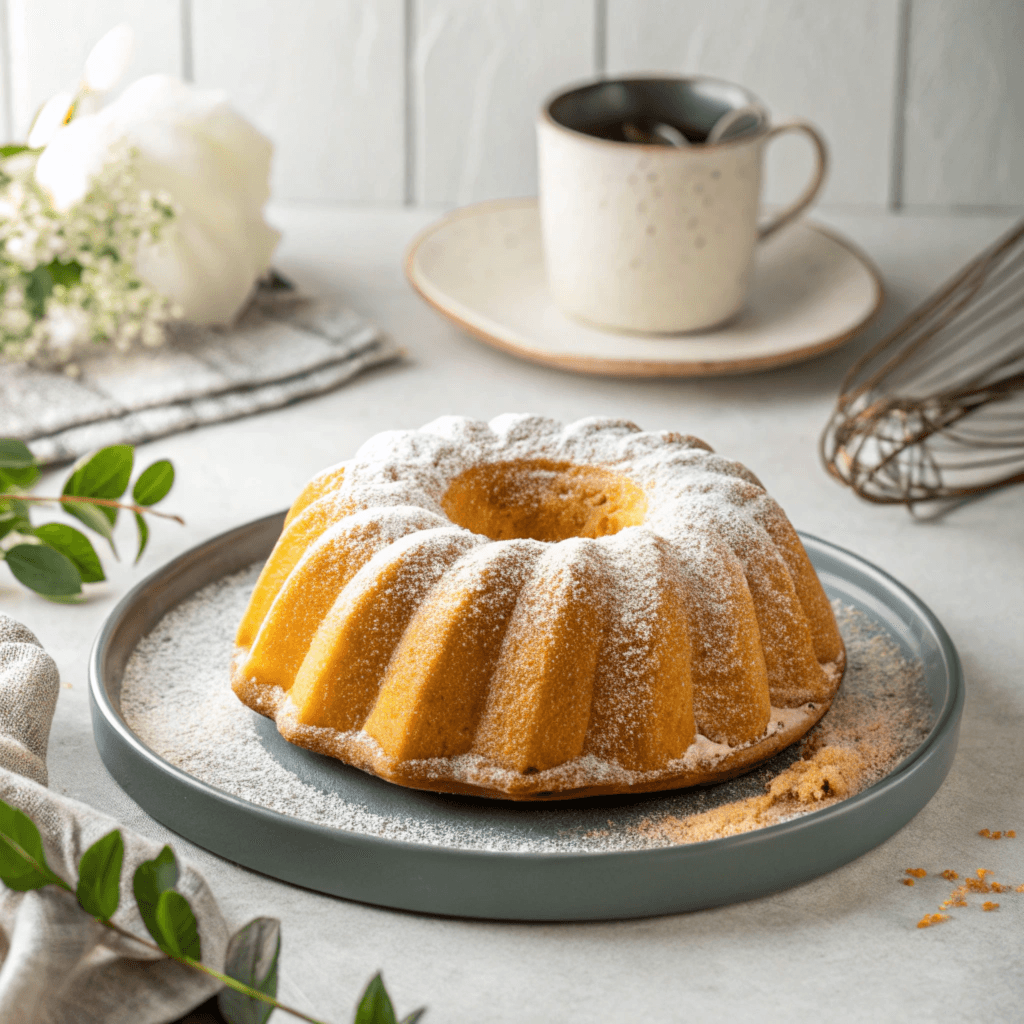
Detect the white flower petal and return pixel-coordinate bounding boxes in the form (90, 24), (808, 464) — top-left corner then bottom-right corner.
(83, 23), (135, 93)
(34, 112), (119, 211)
(27, 91), (76, 148)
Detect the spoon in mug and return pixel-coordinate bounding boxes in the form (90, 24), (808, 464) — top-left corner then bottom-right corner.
(620, 104), (763, 147)
(621, 120), (690, 146)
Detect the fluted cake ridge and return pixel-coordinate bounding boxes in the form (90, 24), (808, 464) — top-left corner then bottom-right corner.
(231, 414), (845, 800)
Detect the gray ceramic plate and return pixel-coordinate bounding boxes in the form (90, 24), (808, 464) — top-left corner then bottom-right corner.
(90, 513), (963, 921)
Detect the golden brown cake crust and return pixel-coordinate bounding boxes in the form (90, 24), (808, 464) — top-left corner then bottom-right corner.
(231, 415), (847, 800)
(234, 649), (843, 801)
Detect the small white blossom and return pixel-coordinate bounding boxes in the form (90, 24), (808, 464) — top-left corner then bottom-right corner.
(43, 305), (90, 350)
(0, 143), (178, 367)
(3, 25), (276, 367)
(0, 307), (31, 333)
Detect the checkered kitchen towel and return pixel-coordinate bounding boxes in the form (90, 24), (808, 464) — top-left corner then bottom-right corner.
(0, 278), (401, 466)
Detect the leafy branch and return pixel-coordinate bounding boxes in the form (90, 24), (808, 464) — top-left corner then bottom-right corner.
(19, 494), (186, 524)
(0, 799), (424, 1024)
(0, 439), (180, 600)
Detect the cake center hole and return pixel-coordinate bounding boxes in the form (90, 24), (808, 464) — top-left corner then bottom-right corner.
(441, 460), (647, 543)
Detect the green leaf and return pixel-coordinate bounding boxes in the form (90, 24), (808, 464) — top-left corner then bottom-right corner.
(34, 523), (105, 583)
(0, 439), (35, 470)
(24, 265), (53, 320)
(0, 145), (30, 158)
(154, 889), (201, 961)
(134, 513), (149, 564)
(218, 917), (280, 1024)
(0, 517), (28, 543)
(0, 439), (39, 491)
(63, 499), (117, 555)
(400, 1012), (426, 1024)
(7, 499), (30, 522)
(21, 262), (83, 319)
(132, 459), (174, 506)
(75, 829), (123, 920)
(47, 260), (83, 289)
(0, 798), (67, 892)
(5, 543), (82, 598)
(133, 845), (178, 945)
(355, 974), (399, 1024)
(62, 445), (134, 529)
(0, 466), (39, 491)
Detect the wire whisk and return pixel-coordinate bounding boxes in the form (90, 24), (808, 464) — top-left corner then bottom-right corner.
(821, 218), (1024, 511)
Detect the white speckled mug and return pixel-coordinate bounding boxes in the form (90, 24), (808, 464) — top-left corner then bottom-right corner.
(538, 76), (828, 333)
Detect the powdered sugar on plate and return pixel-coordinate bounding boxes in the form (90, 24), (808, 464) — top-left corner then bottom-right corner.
(119, 563), (932, 853)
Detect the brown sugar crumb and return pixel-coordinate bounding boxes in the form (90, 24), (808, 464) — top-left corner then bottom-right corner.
(990, 882), (1008, 893)
(637, 745), (866, 844)
(766, 746), (864, 803)
(977, 868), (993, 878)
(940, 885), (969, 909)
(1017, 884), (1024, 894)
(905, 868), (927, 878)
(982, 901), (1000, 912)
(965, 877), (991, 893)
(978, 829), (1004, 839)
(1007, 830), (1016, 838)
(628, 614), (933, 850)
(941, 870), (959, 881)
(901, 878), (915, 886)
(917, 913), (949, 929)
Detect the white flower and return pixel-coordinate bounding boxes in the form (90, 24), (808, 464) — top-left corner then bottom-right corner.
(35, 74), (279, 325)
(43, 305), (90, 350)
(3, 233), (36, 268)
(0, 307), (31, 333)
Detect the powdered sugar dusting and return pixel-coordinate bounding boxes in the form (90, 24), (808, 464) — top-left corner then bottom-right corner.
(236, 415), (843, 792)
(121, 567), (931, 853)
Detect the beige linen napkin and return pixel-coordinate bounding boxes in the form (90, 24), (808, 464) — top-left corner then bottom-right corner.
(0, 613), (228, 1023)
(0, 280), (401, 467)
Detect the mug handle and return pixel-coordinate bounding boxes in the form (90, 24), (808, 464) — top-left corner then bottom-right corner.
(758, 120), (829, 241)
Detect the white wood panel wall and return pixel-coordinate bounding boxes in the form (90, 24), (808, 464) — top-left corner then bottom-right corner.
(0, 0), (1021, 212)
(606, 0), (901, 208)
(192, 0), (405, 203)
(0, 2), (10, 144)
(6, 0), (183, 139)
(413, 0), (594, 205)
(904, 0), (1024, 209)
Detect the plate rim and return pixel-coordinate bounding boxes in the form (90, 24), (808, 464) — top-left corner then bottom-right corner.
(405, 197), (886, 378)
(89, 514), (962, 920)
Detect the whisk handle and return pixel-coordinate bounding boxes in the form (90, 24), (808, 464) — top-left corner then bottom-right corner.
(758, 120), (829, 241)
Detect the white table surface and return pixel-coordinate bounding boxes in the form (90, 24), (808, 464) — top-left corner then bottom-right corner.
(4, 205), (1023, 1023)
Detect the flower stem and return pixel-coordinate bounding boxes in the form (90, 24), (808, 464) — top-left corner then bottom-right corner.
(188, 958), (331, 1024)
(100, 917), (329, 1024)
(17, 494), (185, 524)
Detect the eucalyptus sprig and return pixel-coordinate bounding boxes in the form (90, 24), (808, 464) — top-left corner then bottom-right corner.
(0, 439), (181, 600)
(0, 798), (425, 1024)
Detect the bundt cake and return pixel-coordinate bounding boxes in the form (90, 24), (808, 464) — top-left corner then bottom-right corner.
(232, 415), (845, 800)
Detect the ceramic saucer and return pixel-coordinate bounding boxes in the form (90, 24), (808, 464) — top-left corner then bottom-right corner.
(406, 198), (883, 377)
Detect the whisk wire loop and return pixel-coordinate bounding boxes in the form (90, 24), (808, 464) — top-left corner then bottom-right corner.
(821, 218), (1024, 508)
